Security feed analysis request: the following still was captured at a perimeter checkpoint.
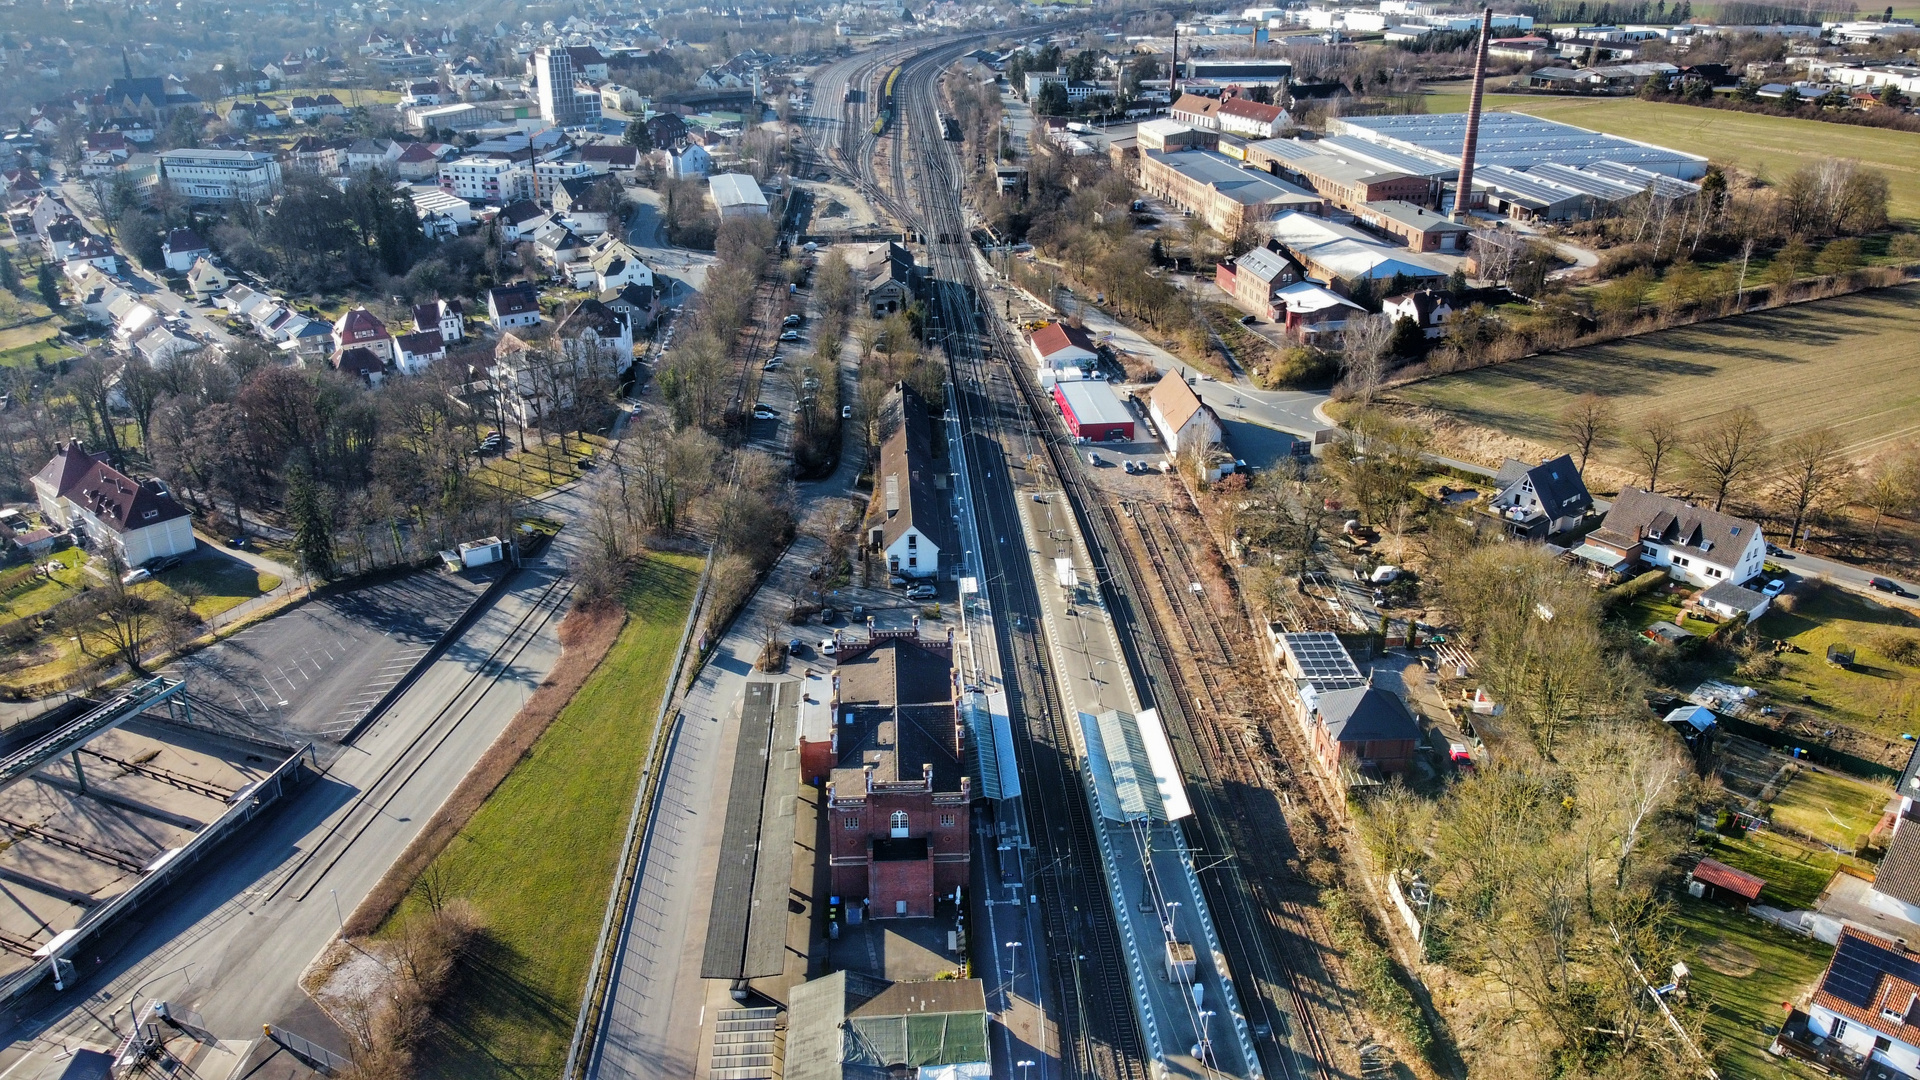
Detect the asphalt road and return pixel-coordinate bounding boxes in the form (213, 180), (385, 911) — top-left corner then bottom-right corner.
(56, 178), (239, 349)
(0, 560), (571, 1070)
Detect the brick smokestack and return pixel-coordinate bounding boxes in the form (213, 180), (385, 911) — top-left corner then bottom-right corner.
(1451, 7), (1494, 223)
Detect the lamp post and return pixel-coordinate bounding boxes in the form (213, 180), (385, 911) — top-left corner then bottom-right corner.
(1017, 1059), (1036, 1080)
(1005, 940), (1024, 993)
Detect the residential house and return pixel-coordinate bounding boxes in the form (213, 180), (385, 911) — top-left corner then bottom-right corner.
(579, 145), (638, 172)
(487, 282), (542, 328)
(1380, 289), (1452, 338)
(287, 135), (341, 174)
(866, 383), (949, 580)
(659, 143), (711, 179)
(412, 298), (464, 342)
(161, 227), (209, 273)
(1482, 454), (1593, 540)
(1695, 580), (1771, 623)
(32, 440), (194, 566)
(185, 257), (229, 301)
(131, 324), (200, 367)
(533, 227), (587, 270)
(1148, 371), (1221, 455)
(645, 113), (688, 149)
(1576, 487), (1765, 587)
(344, 139), (402, 175)
(1027, 321), (1098, 375)
(554, 298), (633, 376)
(401, 81), (447, 108)
(288, 94), (348, 122)
(821, 633), (972, 917)
(335, 345), (387, 383)
(597, 283), (656, 334)
(1215, 246), (1302, 321)
(1308, 684), (1422, 780)
(411, 188), (473, 239)
(586, 238), (653, 294)
(394, 330), (445, 374)
(1218, 96), (1290, 139)
(394, 142), (441, 180)
(552, 176), (608, 236)
(332, 306), (395, 365)
(496, 200), (548, 243)
(1792, 929), (1920, 1078)
(225, 100), (281, 129)
(64, 235), (118, 274)
(1869, 750), (1920, 931)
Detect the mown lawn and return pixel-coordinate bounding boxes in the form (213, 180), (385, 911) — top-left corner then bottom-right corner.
(0, 548), (89, 621)
(1745, 586), (1920, 743)
(152, 550), (280, 619)
(1623, 589), (1718, 637)
(391, 552), (701, 1080)
(1768, 766), (1892, 852)
(1709, 832), (1857, 911)
(1670, 896), (1831, 1080)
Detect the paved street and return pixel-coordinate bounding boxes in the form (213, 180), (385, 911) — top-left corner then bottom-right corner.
(56, 178), (239, 349)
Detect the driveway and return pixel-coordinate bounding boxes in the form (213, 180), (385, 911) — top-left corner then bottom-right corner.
(624, 187), (719, 295)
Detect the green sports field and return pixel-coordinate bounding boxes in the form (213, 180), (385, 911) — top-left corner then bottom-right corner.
(1391, 283), (1920, 468)
(1415, 94), (1920, 224)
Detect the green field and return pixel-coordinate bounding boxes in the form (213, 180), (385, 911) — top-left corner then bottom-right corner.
(1390, 284), (1920, 470)
(1709, 832), (1846, 910)
(1671, 896), (1831, 1080)
(1744, 586), (1920, 744)
(1768, 766), (1890, 851)
(153, 551), (280, 619)
(391, 552), (700, 1080)
(1490, 97), (1920, 225)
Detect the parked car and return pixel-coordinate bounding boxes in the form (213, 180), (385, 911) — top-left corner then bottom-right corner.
(779, 330), (801, 341)
(1762, 579), (1787, 598)
(1087, 451), (1101, 466)
(1449, 742), (1474, 769)
(121, 567), (152, 585)
(753, 407), (778, 420)
(842, 404), (852, 419)
(1869, 576), (1908, 595)
(907, 584), (936, 600)
(820, 636), (837, 656)
(763, 358), (782, 370)
(783, 314), (803, 327)
(147, 555), (182, 573)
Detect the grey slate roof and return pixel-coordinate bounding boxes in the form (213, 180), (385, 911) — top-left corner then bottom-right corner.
(1699, 580), (1767, 610)
(1592, 486), (1761, 563)
(1315, 686), (1421, 745)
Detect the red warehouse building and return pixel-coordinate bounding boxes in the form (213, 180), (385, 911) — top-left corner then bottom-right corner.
(1052, 379), (1135, 442)
(821, 632), (972, 920)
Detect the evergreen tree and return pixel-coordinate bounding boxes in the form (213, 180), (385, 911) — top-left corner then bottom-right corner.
(36, 262), (60, 310)
(287, 467), (334, 580)
(624, 118), (653, 151)
(0, 248), (18, 295)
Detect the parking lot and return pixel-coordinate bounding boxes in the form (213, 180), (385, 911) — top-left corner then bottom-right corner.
(159, 569), (494, 745)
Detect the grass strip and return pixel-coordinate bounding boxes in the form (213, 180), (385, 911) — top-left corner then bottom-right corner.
(361, 553), (700, 1079)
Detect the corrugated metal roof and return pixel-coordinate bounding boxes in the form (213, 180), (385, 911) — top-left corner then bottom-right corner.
(1316, 133), (1456, 178)
(1475, 163), (1592, 211)
(1055, 379), (1133, 426)
(1079, 708), (1192, 822)
(1527, 161), (1643, 202)
(709, 171), (766, 208)
(1583, 159), (1702, 199)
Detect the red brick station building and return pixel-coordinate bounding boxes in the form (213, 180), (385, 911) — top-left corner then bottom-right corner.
(803, 632), (971, 920)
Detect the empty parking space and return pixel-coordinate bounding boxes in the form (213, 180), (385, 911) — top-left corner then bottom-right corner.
(159, 569), (492, 745)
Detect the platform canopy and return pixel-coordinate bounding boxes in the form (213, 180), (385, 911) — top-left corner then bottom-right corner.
(1079, 708), (1192, 823)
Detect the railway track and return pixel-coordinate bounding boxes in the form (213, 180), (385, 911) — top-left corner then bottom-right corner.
(884, 45), (1150, 1080)
(879, 49), (1349, 1080)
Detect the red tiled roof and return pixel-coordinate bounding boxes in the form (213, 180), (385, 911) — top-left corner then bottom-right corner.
(335, 345), (386, 378)
(1029, 321), (1095, 360)
(334, 306), (390, 343)
(36, 442), (189, 535)
(1691, 858), (1764, 900)
(1220, 97), (1284, 123)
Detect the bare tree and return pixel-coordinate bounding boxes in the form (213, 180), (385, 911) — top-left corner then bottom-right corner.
(1558, 393), (1617, 477)
(1339, 313), (1394, 405)
(1682, 407), (1770, 512)
(1624, 411), (1681, 493)
(1771, 428), (1852, 546)
(73, 554), (199, 674)
(1858, 451), (1919, 543)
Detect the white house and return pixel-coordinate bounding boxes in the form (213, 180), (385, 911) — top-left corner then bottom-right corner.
(1578, 487), (1765, 588)
(412, 298), (464, 342)
(1696, 580), (1771, 623)
(1027, 321), (1098, 373)
(32, 441), (195, 566)
(487, 283), (542, 328)
(868, 383), (945, 580)
(187, 257), (229, 300)
(1381, 289), (1453, 339)
(1147, 371), (1221, 455)
(1485, 455), (1593, 539)
(1800, 928), (1920, 1078)
(394, 329), (446, 374)
(161, 227), (210, 273)
(586, 238), (653, 293)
